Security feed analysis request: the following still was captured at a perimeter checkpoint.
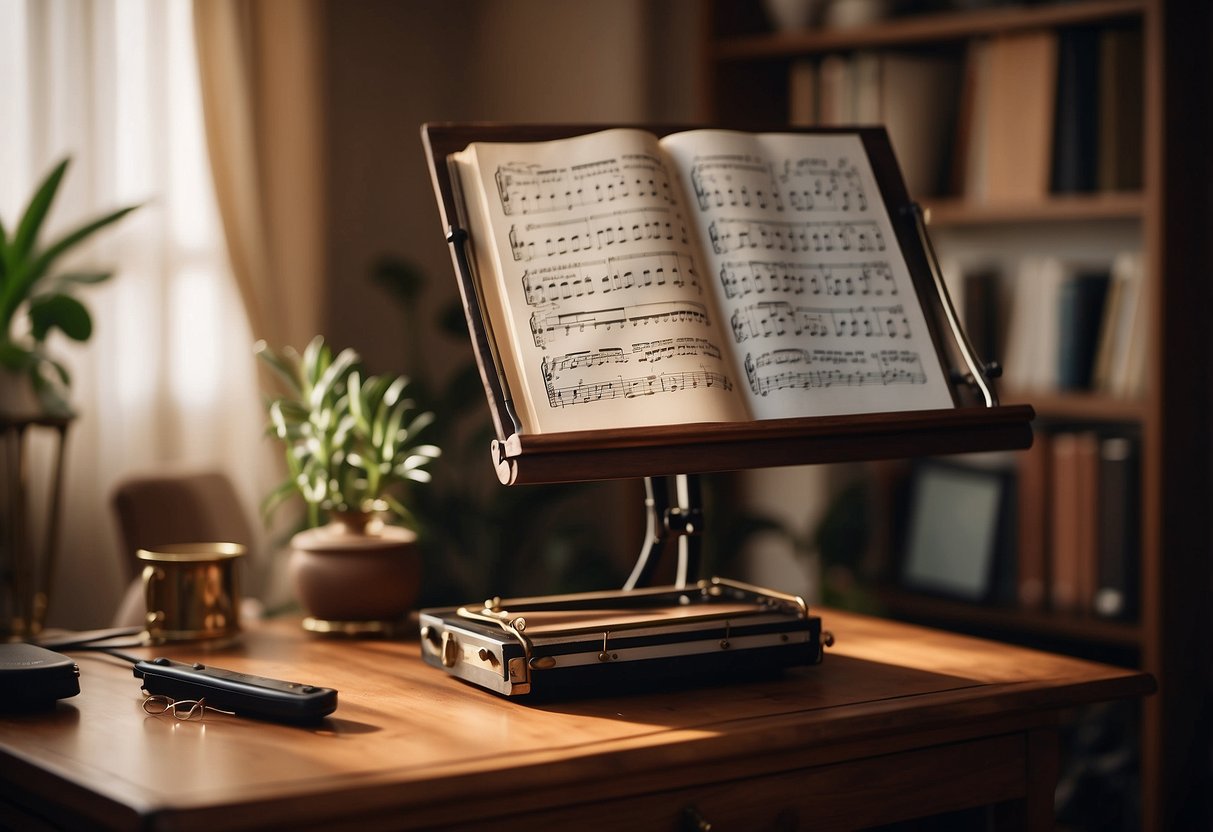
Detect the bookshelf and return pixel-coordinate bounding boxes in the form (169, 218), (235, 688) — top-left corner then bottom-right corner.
(922, 191), (1144, 226)
(701, 1), (1212, 829)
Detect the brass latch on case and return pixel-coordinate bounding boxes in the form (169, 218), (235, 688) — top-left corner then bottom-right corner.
(508, 658), (530, 686)
(441, 631), (460, 668)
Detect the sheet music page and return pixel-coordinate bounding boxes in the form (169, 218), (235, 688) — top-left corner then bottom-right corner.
(660, 130), (955, 419)
(454, 129), (748, 434)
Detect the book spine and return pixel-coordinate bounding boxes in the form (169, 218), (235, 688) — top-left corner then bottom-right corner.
(980, 29), (1058, 201)
(1056, 270), (1111, 391)
(1094, 434), (1141, 618)
(1074, 431), (1101, 614)
(788, 59), (818, 126)
(962, 268), (1002, 370)
(1051, 26), (1100, 194)
(1016, 431), (1052, 609)
(1097, 27), (1144, 192)
(1049, 431), (1082, 612)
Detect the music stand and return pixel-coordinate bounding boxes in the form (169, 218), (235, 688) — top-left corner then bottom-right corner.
(417, 123), (1033, 696)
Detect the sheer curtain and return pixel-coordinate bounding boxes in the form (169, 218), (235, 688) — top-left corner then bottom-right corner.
(1, 0), (274, 627)
(193, 0), (325, 352)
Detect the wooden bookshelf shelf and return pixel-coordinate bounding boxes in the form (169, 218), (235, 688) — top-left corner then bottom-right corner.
(712, 0), (1145, 60)
(1002, 390), (1146, 422)
(922, 192), (1145, 227)
(877, 588), (1144, 650)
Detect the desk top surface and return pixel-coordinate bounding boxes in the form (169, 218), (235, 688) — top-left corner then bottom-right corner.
(0, 608), (1153, 831)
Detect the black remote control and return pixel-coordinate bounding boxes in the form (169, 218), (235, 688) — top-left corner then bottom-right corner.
(134, 658), (337, 722)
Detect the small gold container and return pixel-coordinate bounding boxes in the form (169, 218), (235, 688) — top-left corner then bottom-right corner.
(137, 543), (244, 644)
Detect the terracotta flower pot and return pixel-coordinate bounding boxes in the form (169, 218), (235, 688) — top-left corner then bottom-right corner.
(289, 514), (421, 634)
(0, 369), (45, 420)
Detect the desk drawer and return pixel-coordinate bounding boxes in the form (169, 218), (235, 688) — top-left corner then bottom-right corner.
(449, 733), (1027, 832)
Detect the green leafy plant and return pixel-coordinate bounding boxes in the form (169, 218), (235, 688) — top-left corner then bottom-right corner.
(256, 335), (441, 530)
(0, 157), (139, 414)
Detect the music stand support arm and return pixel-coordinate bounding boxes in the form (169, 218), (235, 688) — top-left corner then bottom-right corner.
(909, 202), (1002, 407)
(624, 474), (703, 590)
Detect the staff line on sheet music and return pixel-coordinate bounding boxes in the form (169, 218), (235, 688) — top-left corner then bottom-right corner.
(495, 153), (677, 216)
(690, 155), (867, 214)
(730, 301), (912, 343)
(521, 250), (700, 306)
(543, 366), (734, 408)
(708, 218), (884, 256)
(530, 300), (711, 348)
(543, 337), (722, 373)
(719, 259), (897, 301)
(744, 348), (928, 396)
(510, 207), (689, 262)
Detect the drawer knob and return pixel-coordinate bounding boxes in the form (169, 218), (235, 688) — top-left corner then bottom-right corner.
(681, 805), (712, 831)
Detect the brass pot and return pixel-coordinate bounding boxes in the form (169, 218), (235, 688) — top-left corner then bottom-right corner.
(137, 542), (244, 644)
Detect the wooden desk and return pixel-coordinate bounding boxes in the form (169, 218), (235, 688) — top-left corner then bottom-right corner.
(0, 610), (1152, 831)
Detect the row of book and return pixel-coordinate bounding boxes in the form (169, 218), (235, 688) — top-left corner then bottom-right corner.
(945, 250), (1147, 399)
(959, 24), (1143, 201)
(1017, 428), (1140, 620)
(788, 24), (1144, 201)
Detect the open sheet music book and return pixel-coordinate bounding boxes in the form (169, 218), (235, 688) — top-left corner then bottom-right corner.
(449, 128), (956, 435)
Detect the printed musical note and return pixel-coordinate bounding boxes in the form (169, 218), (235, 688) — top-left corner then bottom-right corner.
(729, 302), (911, 343)
(521, 251), (700, 306)
(510, 207), (688, 262)
(544, 348), (629, 373)
(707, 219), (884, 256)
(689, 155), (780, 212)
(777, 157), (867, 212)
(530, 300), (711, 347)
(544, 337), (722, 374)
(521, 267), (598, 305)
(544, 367), (734, 409)
(495, 154), (676, 216)
(874, 304), (912, 339)
(719, 260), (897, 300)
(631, 336), (721, 364)
(744, 348), (928, 396)
(599, 251), (699, 295)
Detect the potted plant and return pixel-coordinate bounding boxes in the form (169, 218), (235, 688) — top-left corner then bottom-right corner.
(0, 157), (138, 639)
(257, 335), (441, 633)
(0, 157), (139, 417)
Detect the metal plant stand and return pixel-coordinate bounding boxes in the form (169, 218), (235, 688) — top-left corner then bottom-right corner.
(1, 414), (72, 639)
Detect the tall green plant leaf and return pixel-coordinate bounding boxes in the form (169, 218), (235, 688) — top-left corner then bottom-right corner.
(10, 158), (69, 264)
(309, 347), (357, 411)
(38, 271), (112, 293)
(17, 204), (140, 301)
(254, 342), (303, 397)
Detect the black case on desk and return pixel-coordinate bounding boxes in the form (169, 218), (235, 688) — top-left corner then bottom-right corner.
(419, 578), (822, 697)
